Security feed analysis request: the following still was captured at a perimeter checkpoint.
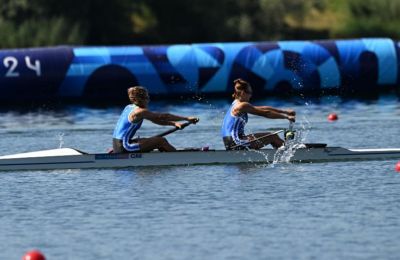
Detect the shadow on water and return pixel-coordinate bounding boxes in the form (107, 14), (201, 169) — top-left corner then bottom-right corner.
(110, 161), (297, 177)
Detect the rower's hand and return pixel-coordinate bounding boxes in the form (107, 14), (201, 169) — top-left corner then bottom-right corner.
(174, 122), (184, 129)
(187, 117), (199, 124)
(288, 115), (296, 123)
(286, 109), (296, 116)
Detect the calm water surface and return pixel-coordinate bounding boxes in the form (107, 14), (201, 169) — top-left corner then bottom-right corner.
(1, 96), (400, 259)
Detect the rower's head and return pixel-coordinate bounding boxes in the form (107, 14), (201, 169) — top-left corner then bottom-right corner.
(232, 78), (252, 101)
(128, 86), (150, 108)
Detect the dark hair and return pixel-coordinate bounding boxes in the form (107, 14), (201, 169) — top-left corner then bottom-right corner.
(232, 78), (251, 99)
(127, 86), (149, 107)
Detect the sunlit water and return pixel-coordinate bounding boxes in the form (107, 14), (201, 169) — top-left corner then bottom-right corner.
(1, 96), (400, 259)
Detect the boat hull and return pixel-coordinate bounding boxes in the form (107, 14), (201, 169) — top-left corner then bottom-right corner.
(0, 147), (400, 171)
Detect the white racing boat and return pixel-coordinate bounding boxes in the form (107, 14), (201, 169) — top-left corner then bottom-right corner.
(0, 144), (400, 171)
(1, 123), (399, 171)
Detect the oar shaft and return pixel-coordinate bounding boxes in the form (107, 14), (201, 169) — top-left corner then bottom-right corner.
(154, 121), (193, 137)
(230, 130), (284, 149)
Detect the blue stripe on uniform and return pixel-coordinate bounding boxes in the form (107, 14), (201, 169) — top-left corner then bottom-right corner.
(123, 123), (141, 152)
(221, 100), (249, 146)
(113, 104), (143, 152)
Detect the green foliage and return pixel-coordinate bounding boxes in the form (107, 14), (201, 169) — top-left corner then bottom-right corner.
(335, 0), (400, 38)
(0, 17), (84, 48)
(0, 0), (398, 48)
(0, 0), (133, 48)
(132, 0), (240, 43)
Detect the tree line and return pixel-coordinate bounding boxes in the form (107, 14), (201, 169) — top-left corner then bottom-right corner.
(0, 0), (399, 48)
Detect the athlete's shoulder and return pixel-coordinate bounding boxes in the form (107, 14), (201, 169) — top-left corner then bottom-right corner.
(128, 106), (147, 121)
(235, 101), (253, 111)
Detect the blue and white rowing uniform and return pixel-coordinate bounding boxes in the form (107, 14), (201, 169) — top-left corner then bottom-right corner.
(221, 100), (249, 150)
(112, 104), (143, 153)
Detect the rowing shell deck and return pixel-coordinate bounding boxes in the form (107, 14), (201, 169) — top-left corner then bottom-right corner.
(0, 146), (400, 171)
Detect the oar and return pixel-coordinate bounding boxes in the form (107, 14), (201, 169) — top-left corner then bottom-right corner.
(154, 119), (198, 137)
(230, 129), (284, 149)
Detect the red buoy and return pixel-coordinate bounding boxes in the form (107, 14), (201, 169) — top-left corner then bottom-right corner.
(328, 113), (338, 121)
(22, 250), (46, 260)
(396, 161), (400, 172)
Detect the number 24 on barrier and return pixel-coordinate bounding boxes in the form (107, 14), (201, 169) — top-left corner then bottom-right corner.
(2, 56), (41, 77)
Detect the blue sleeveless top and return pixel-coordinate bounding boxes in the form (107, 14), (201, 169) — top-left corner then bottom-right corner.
(113, 104), (143, 151)
(221, 100), (248, 145)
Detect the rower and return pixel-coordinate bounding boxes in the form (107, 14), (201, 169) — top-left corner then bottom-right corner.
(221, 78), (296, 150)
(112, 86), (199, 153)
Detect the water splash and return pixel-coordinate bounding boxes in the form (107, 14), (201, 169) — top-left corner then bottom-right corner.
(272, 121), (311, 165)
(58, 133), (65, 148)
(273, 142), (306, 164)
(247, 148), (272, 168)
(268, 87), (314, 165)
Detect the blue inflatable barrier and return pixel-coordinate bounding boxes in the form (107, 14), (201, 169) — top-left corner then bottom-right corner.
(0, 38), (398, 103)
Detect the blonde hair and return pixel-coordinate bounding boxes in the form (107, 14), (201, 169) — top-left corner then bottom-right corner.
(232, 78), (251, 99)
(127, 86), (149, 107)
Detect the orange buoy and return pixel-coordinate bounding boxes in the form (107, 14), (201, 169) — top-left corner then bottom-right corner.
(328, 113), (338, 121)
(396, 161), (400, 172)
(22, 250), (46, 260)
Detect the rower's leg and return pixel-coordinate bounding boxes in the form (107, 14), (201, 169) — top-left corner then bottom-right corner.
(137, 137), (177, 152)
(156, 137), (176, 152)
(248, 132), (284, 149)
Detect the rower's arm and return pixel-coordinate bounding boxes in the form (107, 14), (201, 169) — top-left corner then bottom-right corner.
(258, 106), (296, 116)
(148, 118), (176, 126)
(133, 109), (180, 121)
(238, 102), (295, 121)
(136, 109), (198, 126)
